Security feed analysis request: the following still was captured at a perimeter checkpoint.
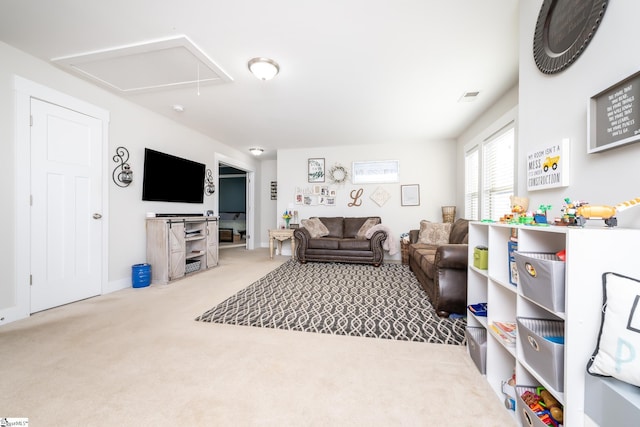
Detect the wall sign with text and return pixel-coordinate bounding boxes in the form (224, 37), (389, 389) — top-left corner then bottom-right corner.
(588, 70), (640, 153)
(527, 139), (570, 191)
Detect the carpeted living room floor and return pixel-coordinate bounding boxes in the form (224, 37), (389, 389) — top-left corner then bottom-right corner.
(0, 247), (516, 426)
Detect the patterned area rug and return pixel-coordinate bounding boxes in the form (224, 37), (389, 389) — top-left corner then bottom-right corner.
(196, 260), (466, 345)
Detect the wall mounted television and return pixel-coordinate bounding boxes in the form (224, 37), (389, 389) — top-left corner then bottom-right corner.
(142, 148), (206, 203)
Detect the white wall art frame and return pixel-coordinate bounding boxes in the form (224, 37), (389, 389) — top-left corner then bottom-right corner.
(352, 160), (399, 184)
(526, 138), (570, 191)
(401, 184), (420, 206)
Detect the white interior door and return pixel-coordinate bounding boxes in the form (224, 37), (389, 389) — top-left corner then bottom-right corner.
(30, 98), (103, 313)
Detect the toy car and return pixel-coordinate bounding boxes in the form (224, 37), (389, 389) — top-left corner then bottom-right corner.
(574, 204), (617, 227)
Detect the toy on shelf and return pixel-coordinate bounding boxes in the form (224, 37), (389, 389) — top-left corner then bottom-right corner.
(559, 197), (640, 227)
(501, 370), (517, 410)
(534, 204), (552, 224)
(520, 387), (564, 426)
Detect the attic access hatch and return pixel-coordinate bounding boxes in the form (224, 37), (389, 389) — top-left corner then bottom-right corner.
(52, 35), (232, 93)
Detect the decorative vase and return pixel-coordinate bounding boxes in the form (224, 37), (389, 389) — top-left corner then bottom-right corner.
(285, 218), (290, 228)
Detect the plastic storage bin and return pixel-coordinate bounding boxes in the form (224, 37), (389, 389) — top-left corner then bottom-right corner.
(131, 263), (151, 288)
(473, 246), (488, 270)
(517, 317), (565, 392)
(465, 327), (487, 374)
(513, 252), (565, 312)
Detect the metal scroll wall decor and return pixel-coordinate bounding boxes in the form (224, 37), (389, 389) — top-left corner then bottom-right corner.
(205, 169), (216, 196)
(112, 146), (133, 187)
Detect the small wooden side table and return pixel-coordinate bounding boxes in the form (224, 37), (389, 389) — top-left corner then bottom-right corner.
(401, 241), (410, 265)
(269, 229), (296, 259)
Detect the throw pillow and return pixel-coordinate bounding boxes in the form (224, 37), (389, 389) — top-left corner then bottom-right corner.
(417, 220), (451, 245)
(301, 218), (330, 238)
(587, 272), (640, 387)
(356, 218), (380, 239)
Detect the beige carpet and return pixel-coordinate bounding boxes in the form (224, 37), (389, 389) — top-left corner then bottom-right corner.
(0, 248), (516, 426)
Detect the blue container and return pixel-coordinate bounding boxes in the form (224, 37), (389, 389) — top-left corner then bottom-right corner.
(132, 263), (151, 288)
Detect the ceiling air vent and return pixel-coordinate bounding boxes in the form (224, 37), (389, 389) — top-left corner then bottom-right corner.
(51, 35), (232, 94)
(458, 91), (480, 102)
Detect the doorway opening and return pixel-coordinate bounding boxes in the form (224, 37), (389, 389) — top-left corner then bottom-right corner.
(218, 163), (248, 249)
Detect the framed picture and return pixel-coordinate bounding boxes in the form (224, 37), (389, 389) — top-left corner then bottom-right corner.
(527, 139), (570, 191)
(352, 160), (399, 184)
(401, 184), (420, 206)
(295, 192), (303, 204)
(308, 158), (325, 183)
(588, 70), (640, 153)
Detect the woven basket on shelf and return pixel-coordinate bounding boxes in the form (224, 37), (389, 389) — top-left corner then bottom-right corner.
(442, 206), (456, 223)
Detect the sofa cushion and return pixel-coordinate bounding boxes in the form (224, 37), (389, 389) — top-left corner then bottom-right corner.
(418, 221), (451, 245)
(301, 218), (330, 238)
(318, 217), (344, 238)
(356, 218), (381, 239)
(416, 248), (437, 279)
(449, 218), (470, 244)
(338, 239), (371, 251)
(343, 217), (367, 238)
(308, 237), (340, 250)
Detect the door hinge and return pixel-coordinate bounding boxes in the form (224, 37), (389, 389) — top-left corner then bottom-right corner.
(30, 274), (33, 286)
(30, 195), (33, 206)
(30, 115), (33, 127)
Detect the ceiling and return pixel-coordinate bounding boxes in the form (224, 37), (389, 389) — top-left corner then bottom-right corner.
(0, 0), (519, 159)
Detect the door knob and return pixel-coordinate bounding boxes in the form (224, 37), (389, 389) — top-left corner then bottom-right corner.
(93, 213), (102, 219)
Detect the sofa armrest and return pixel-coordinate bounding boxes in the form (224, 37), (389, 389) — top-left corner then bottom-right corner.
(435, 244), (468, 269)
(409, 229), (419, 244)
(293, 227), (311, 247)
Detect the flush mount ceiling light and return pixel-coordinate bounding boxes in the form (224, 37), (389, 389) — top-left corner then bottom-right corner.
(248, 57), (280, 80)
(249, 147), (264, 156)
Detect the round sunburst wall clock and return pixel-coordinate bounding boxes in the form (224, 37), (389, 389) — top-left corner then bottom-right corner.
(533, 0), (608, 74)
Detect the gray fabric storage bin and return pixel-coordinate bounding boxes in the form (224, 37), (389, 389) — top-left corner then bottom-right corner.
(516, 386), (556, 427)
(513, 252), (565, 312)
(517, 317), (565, 392)
(466, 327), (487, 374)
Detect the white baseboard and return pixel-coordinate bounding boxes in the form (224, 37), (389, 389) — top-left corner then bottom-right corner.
(104, 277), (131, 294)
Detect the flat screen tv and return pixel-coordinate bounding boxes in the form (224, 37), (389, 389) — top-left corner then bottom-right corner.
(142, 148), (206, 203)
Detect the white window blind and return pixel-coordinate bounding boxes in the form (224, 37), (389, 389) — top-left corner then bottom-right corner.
(482, 127), (515, 220)
(464, 148), (479, 220)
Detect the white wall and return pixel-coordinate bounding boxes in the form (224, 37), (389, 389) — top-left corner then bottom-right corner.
(0, 41), (263, 320)
(519, 0), (640, 228)
(456, 85), (519, 212)
(276, 142), (457, 260)
(258, 159), (278, 247)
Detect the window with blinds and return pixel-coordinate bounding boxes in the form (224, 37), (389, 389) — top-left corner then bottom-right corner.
(482, 127), (514, 220)
(464, 124), (515, 221)
(464, 148), (479, 220)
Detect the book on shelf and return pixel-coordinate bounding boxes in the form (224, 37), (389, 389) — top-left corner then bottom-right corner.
(489, 321), (516, 346)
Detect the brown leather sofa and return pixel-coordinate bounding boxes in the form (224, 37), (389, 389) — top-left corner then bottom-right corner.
(294, 217), (387, 266)
(408, 218), (469, 317)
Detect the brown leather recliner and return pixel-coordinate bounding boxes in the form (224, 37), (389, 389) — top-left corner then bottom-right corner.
(408, 218), (469, 317)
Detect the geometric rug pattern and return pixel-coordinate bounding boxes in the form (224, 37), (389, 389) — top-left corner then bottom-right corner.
(196, 260), (466, 345)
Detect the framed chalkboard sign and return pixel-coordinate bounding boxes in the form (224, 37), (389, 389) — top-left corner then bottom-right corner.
(533, 0), (608, 74)
(588, 71), (640, 153)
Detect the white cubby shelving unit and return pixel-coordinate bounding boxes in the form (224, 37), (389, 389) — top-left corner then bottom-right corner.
(467, 221), (640, 426)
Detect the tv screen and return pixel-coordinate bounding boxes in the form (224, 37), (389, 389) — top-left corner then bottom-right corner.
(142, 148), (206, 203)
